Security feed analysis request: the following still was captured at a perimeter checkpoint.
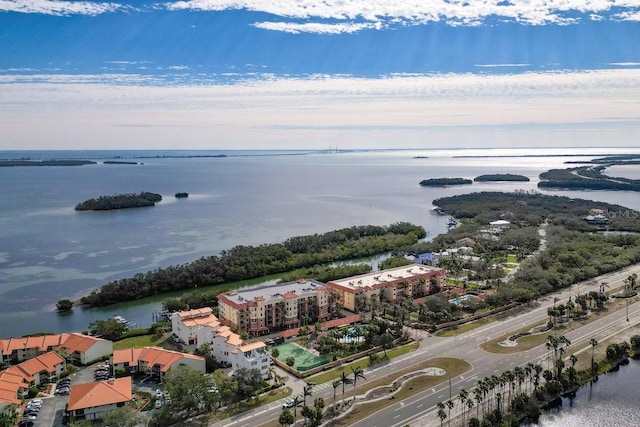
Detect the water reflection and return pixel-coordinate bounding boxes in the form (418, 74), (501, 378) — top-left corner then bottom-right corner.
(535, 359), (640, 427)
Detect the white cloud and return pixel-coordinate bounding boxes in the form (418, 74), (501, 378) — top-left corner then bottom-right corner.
(0, 0), (125, 15)
(614, 10), (640, 21)
(252, 21), (380, 34)
(0, 69), (639, 150)
(164, 0), (640, 33)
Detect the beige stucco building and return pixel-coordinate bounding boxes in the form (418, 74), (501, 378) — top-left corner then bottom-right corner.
(327, 265), (445, 311)
(217, 280), (332, 335)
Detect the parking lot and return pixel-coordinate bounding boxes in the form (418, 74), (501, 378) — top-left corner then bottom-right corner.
(18, 363), (171, 427)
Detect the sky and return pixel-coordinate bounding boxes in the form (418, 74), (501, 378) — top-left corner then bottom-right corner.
(1, 0), (639, 150)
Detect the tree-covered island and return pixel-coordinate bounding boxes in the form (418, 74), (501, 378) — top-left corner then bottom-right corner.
(0, 159), (96, 167)
(474, 174), (529, 182)
(80, 222), (425, 306)
(420, 178), (473, 186)
(75, 192), (162, 211)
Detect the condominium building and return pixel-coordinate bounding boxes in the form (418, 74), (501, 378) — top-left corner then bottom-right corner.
(0, 333), (112, 365)
(170, 308), (270, 379)
(217, 279), (332, 334)
(326, 265), (445, 312)
(112, 347), (205, 382)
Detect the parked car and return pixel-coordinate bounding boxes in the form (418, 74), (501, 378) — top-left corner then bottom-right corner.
(282, 400), (295, 409)
(155, 400), (162, 409)
(18, 419), (34, 427)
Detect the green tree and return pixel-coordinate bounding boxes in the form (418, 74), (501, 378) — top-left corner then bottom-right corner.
(332, 379), (341, 410)
(88, 318), (128, 341)
(162, 364), (216, 418)
(278, 408), (294, 427)
(102, 406), (146, 427)
(350, 365), (366, 395)
(285, 357), (295, 367)
(233, 367), (264, 401)
(56, 299), (73, 311)
(437, 401), (447, 427)
(339, 371), (353, 405)
(271, 348), (280, 359)
(590, 338), (598, 375)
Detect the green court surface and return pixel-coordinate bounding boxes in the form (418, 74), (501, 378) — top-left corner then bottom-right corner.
(273, 342), (328, 371)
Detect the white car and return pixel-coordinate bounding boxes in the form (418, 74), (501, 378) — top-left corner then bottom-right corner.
(155, 400), (162, 409)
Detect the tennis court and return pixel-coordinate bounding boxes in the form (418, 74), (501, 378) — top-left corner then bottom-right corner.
(273, 342), (328, 372)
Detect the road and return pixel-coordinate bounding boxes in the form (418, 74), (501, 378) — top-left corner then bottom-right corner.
(212, 263), (640, 427)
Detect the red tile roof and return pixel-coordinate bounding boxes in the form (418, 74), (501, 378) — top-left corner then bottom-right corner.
(0, 333), (106, 357)
(17, 352), (64, 376)
(67, 377), (132, 411)
(113, 347), (204, 373)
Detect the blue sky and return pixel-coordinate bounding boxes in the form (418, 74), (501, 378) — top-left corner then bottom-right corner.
(1, 1), (639, 150)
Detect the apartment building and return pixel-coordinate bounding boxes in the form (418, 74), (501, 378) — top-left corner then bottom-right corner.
(326, 265), (445, 311)
(112, 347), (205, 382)
(217, 279), (332, 334)
(0, 333), (112, 365)
(170, 308), (270, 379)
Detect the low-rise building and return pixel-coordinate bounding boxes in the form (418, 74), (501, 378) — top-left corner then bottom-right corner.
(231, 342), (270, 379)
(55, 333), (113, 365)
(171, 307), (221, 346)
(0, 333), (112, 365)
(217, 280), (332, 334)
(0, 351), (65, 406)
(66, 377), (132, 423)
(112, 347), (205, 382)
(327, 265), (445, 312)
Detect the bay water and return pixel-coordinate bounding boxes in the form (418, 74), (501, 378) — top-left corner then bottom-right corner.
(1, 147), (639, 337)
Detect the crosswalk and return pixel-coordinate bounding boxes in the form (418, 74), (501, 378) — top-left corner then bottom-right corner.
(282, 383), (334, 406)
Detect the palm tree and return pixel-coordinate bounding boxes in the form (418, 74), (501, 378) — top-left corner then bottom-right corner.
(437, 402), (447, 427)
(446, 399), (454, 426)
(473, 387), (483, 419)
(466, 398), (474, 424)
(331, 379), (341, 410)
(303, 385), (313, 408)
(590, 338), (598, 375)
(351, 365), (366, 396)
(340, 371), (353, 406)
(292, 396), (301, 418)
(459, 388), (468, 426)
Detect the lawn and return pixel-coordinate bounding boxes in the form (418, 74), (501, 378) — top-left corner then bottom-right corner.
(113, 333), (169, 350)
(307, 341), (419, 384)
(327, 357), (470, 427)
(436, 317), (494, 337)
(257, 357), (469, 427)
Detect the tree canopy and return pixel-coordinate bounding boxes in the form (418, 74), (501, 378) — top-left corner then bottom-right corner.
(81, 222), (425, 306)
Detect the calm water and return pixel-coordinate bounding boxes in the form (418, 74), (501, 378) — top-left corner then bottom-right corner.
(1, 148), (639, 337)
(536, 359), (640, 427)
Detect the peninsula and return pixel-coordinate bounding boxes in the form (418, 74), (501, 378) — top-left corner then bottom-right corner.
(75, 192), (162, 211)
(538, 166), (640, 191)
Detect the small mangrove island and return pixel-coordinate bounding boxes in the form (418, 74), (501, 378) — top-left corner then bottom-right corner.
(0, 160), (96, 167)
(474, 173), (530, 182)
(175, 192), (189, 198)
(75, 192), (162, 211)
(420, 177), (472, 186)
(103, 160), (138, 165)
